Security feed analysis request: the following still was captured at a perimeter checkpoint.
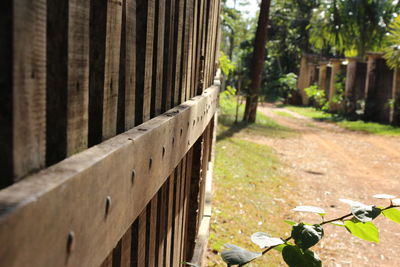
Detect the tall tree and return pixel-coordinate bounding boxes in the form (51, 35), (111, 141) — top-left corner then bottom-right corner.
(243, 0), (271, 122)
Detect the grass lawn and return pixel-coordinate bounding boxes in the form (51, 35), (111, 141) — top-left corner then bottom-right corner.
(286, 106), (400, 136)
(207, 95), (295, 266)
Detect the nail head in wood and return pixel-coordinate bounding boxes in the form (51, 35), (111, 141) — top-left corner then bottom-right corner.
(67, 231), (75, 254)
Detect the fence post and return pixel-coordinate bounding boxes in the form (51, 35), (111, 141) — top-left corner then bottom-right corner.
(297, 53), (311, 105)
(391, 68), (400, 125)
(318, 61), (328, 95)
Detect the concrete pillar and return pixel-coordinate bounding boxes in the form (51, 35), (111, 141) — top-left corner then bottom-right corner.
(364, 52), (393, 123)
(318, 61), (328, 93)
(390, 68), (400, 125)
(328, 58), (342, 112)
(297, 54), (311, 105)
(344, 57), (359, 115)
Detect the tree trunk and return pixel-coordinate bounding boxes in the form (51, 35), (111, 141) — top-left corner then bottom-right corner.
(243, 0), (271, 122)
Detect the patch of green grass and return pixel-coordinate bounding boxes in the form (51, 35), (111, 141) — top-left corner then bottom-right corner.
(286, 105), (400, 136)
(274, 110), (296, 118)
(285, 106), (332, 121)
(337, 120), (400, 135)
(207, 95), (295, 266)
(208, 137), (293, 266)
(218, 95), (293, 140)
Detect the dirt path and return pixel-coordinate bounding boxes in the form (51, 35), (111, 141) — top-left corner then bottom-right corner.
(252, 104), (400, 267)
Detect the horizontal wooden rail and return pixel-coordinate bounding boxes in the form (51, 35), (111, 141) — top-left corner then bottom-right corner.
(0, 85), (219, 267)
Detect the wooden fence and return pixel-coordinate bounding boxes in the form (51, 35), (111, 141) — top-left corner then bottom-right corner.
(0, 0), (221, 266)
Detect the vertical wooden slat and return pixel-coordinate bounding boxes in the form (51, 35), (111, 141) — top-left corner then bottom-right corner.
(162, 0), (175, 112)
(185, 136), (203, 260)
(179, 155), (188, 263)
(67, 0), (90, 155)
(124, 0), (136, 130)
(88, 0), (107, 146)
(120, 227), (132, 267)
(112, 240), (122, 267)
(131, 219), (139, 267)
(100, 253), (113, 267)
(147, 196), (158, 267)
(13, 0), (46, 179)
(46, 0), (68, 166)
(172, 0), (185, 106)
(156, 182), (167, 266)
(136, 0), (155, 125)
(138, 209), (147, 267)
(151, 0), (166, 117)
(180, 0), (190, 103)
(102, 0), (123, 140)
(182, 147), (194, 262)
(117, 0), (127, 134)
(0, 0), (13, 188)
(164, 174), (174, 267)
(172, 161), (183, 266)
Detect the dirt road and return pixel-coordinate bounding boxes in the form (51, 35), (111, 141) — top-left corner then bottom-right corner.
(254, 104), (400, 267)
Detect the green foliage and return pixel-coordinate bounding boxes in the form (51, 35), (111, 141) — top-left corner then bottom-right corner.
(344, 219), (380, 243)
(308, 0), (400, 57)
(219, 195), (400, 266)
(382, 208), (400, 224)
(304, 85), (328, 110)
(282, 245), (322, 267)
(291, 223), (324, 250)
(220, 51), (236, 76)
(384, 15), (400, 69)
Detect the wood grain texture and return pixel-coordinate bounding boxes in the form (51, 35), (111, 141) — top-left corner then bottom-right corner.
(161, 0), (175, 112)
(120, 226), (132, 267)
(0, 85), (218, 267)
(172, 161), (182, 266)
(102, 0), (123, 140)
(136, 0), (155, 124)
(180, 0), (190, 103)
(67, 0), (90, 155)
(147, 195), (158, 267)
(151, 0), (166, 117)
(124, 0), (136, 130)
(156, 182), (167, 266)
(172, 0), (185, 106)
(100, 253), (113, 267)
(13, 0), (46, 179)
(164, 175), (174, 267)
(138, 209), (147, 267)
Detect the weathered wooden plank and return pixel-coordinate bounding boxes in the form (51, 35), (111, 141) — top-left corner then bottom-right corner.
(12, 0), (47, 179)
(180, 0), (190, 103)
(130, 219), (139, 267)
(136, 0), (155, 124)
(88, 0), (107, 146)
(179, 155), (188, 263)
(138, 209), (147, 267)
(156, 182), (167, 266)
(147, 195), (158, 267)
(161, 0), (175, 112)
(124, 0), (136, 130)
(120, 226), (132, 267)
(151, 0), (166, 117)
(112, 240), (122, 267)
(172, 161), (183, 266)
(100, 253), (113, 267)
(102, 0), (123, 140)
(67, 0), (90, 155)
(46, 0), (68, 166)
(182, 147), (194, 262)
(0, 85), (218, 267)
(172, 0), (185, 106)
(165, 174), (174, 267)
(0, 0), (13, 188)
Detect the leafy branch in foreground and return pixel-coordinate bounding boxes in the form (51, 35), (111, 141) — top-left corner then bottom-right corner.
(219, 194), (400, 267)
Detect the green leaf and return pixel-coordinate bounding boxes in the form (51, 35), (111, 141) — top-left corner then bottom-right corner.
(251, 232), (284, 248)
(221, 244), (261, 266)
(282, 245), (322, 267)
(382, 208), (400, 224)
(291, 223), (324, 250)
(351, 205), (381, 222)
(284, 220), (297, 226)
(292, 206), (326, 216)
(344, 218), (380, 243)
(273, 244), (288, 252)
